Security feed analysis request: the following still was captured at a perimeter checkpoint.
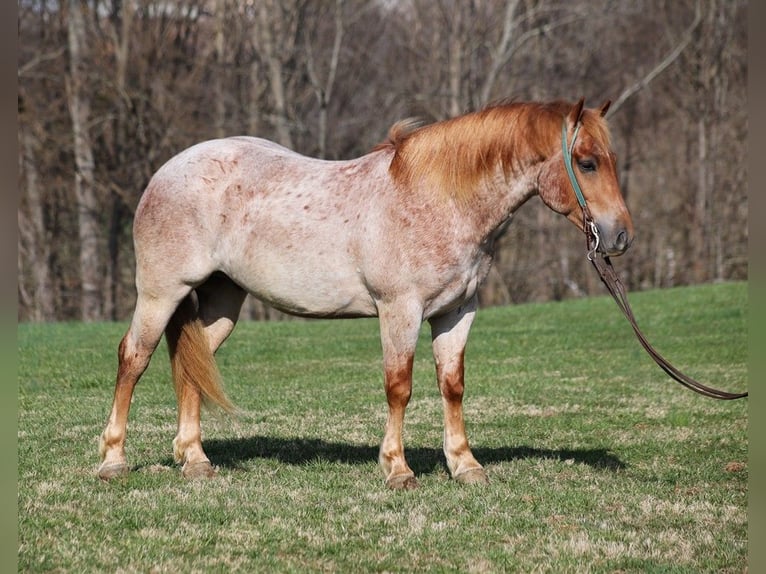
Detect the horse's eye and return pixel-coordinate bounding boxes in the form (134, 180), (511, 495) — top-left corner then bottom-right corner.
(577, 159), (597, 173)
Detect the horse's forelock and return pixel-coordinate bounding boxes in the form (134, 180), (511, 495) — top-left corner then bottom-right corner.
(579, 109), (612, 151)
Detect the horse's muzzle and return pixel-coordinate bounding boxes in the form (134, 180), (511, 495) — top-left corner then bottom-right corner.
(598, 223), (634, 257)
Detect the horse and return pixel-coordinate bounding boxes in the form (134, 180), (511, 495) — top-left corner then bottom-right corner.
(98, 98), (634, 489)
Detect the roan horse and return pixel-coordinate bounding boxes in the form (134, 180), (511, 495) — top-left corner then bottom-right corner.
(98, 99), (634, 489)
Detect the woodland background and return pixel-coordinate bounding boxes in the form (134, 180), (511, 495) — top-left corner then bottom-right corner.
(17, 0), (748, 322)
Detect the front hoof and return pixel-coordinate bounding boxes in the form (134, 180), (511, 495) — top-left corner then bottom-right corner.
(386, 474), (419, 490)
(98, 462), (130, 481)
(182, 460), (216, 479)
(454, 468), (489, 485)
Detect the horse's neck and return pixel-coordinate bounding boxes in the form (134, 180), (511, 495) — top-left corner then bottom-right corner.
(465, 181), (530, 247)
(463, 106), (558, 227)
(465, 145), (549, 239)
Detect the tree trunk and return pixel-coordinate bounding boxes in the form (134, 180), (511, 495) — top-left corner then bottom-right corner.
(447, 5), (463, 118)
(257, 0), (293, 149)
(214, 0), (227, 139)
(104, 0), (135, 321)
(305, 0), (344, 159)
(66, 0), (101, 321)
(479, 0), (520, 106)
(248, 58), (261, 136)
(19, 123), (54, 321)
(692, 116), (709, 282)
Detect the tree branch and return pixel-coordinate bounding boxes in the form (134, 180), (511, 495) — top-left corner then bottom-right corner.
(607, 3), (702, 118)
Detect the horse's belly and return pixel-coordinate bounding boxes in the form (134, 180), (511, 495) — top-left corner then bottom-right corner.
(226, 255), (377, 318)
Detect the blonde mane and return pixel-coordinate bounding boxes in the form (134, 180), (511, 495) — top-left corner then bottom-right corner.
(378, 101), (612, 203)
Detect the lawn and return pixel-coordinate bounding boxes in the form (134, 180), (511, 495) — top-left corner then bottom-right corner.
(18, 282), (747, 572)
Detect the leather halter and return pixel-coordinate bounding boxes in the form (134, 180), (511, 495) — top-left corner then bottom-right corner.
(561, 120), (747, 400)
(561, 121), (601, 259)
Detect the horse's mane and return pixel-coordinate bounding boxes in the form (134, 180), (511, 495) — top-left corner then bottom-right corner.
(375, 100), (611, 203)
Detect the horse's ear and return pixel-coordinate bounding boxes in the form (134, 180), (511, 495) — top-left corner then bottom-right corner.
(599, 100), (611, 117)
(569, 98), (585, 125)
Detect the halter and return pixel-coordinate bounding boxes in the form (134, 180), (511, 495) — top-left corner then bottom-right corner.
(561, 120), (600, 259)
(560, 117), (747, 400)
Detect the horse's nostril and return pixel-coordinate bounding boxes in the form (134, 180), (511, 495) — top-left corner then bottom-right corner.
(616, 230), (628, 251)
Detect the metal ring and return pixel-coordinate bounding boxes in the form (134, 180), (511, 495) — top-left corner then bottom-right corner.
(586, 220), (601, 261)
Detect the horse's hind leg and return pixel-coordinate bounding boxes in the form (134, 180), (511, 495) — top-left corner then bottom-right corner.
(98, 296), (182, 480)
(170, 275), (246, 478)
(428, 295), (488, 485)
(196, 274), (248, 350)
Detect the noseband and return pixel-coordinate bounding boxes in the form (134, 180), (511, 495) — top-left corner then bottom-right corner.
(561, 119), (747, 400)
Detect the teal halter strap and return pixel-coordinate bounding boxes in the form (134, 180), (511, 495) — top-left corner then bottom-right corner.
(561, 119), (600, 258)
(561, 120), (587, 208)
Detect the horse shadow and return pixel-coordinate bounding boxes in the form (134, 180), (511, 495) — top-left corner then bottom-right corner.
(191, 435), (626, 476)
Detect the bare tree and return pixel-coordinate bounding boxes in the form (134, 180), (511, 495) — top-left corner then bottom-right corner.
(18, 119), (54, 321)
(681, 0), (745, 283)
(304, 0), (345, 158)
(607, 2), (702, 117)
(100, 0), (137, 320)
(255, 0), (301, 148)
(16, 0), (748, 321)
(66, 0), (101, 321)
(213, 0), (228, 139)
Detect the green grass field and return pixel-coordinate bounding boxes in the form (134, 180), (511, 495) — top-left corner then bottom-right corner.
(18, 282), (747, 572)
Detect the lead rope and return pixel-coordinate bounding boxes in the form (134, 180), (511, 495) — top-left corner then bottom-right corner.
(562, 120), (747, 400)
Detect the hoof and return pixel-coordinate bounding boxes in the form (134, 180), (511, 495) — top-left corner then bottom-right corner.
(386, 474), (419, 490)
(98, 462), (130, 481)
(454, 468), (489, 485)
(182, 460), (216, 479)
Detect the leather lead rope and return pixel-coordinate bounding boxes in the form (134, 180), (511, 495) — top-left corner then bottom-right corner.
(586, 222), (747, 400)
(564, 119), (747, 400)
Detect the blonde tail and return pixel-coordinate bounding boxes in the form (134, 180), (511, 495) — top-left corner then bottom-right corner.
(165, 295), (236, 413)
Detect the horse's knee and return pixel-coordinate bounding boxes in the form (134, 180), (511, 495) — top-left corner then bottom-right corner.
(385, 378), (411, 406)
(436, 353), (465, 403)
(439, 372), (464, 403)
(384, 362), (414, 407)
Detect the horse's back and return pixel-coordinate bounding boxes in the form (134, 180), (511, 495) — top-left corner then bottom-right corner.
(145, 136), (308, 193)
(136, 135), (346, 231)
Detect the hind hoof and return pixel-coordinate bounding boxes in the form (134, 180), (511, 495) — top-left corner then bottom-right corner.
(386, 474), (419, 490)
(182, 461), (216, 479)
(454, 468), (489, 485)
(98, 462), (130, 481)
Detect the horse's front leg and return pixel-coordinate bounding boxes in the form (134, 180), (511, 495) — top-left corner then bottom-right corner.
(377, 302), (423, 489)
(429, 295), (488, 484)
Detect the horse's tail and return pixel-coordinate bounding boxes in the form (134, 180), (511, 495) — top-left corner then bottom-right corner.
(165, 295), (236, 413)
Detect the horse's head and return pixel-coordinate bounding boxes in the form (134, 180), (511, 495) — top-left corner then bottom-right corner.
(538, 99), (634, 257)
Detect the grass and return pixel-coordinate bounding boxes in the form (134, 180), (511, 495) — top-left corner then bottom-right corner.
(18, 282), (747, 572)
